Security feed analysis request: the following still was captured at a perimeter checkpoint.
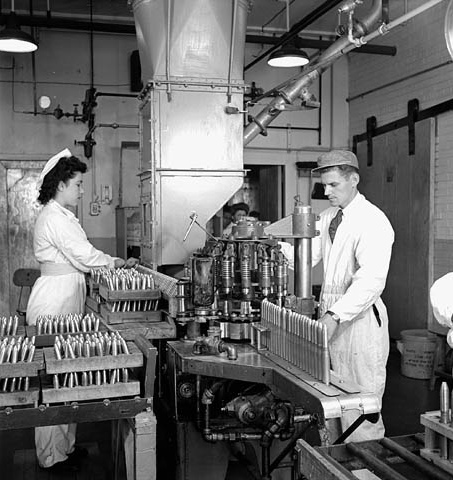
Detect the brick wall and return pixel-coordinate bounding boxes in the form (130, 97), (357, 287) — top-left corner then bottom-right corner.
(349, 1), (453, 136)
(349, 1), (453, 284)
(434, 113), (453, 278)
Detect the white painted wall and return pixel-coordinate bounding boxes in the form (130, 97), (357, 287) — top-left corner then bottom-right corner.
(244, 43), (350, 217)
(0, 28), (139, 254)
(0, 26), (350, 255)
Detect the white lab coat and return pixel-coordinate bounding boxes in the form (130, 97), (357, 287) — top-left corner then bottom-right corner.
(281, 193), (394, 442)
(430, 272), (453, 347)
(313, 192), (394, 442)
(26, 200), (117, 468)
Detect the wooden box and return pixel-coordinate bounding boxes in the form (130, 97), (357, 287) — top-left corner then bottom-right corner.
(420, 410), (453, 475)
(103, 315), (177, 341)
(100, 305), (162, 325)
(99, 285), (160, 302)
(85, 295), (101, 313)
(0, 378), (40, 408)
(87, 277), (100, 298)
(0, 325), (26, 339)
(43, 342), (143, 373)
(25, 325), (106, 348)
(0, 349), (44, 378)
(41, 341), (143, 403)
(41, 379), (140, 403)
(0, 350), (43, 408)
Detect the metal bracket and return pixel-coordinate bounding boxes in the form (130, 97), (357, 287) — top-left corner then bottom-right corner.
(333, 412), (380, 444)
(366, 116), (377, 166)
(408, 98), (419, 155)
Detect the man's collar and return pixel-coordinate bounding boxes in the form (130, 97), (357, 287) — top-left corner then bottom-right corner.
(341, 191), (362, 216)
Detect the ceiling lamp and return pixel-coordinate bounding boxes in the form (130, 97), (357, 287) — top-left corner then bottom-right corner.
(268, 46), (309, 67)
(267, 0), (309, 68)
(0, 8), (38, 53)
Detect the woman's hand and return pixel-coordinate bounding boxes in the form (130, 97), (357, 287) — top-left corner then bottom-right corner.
(125, 257), (139, 268)
(114, 258), (126, 268)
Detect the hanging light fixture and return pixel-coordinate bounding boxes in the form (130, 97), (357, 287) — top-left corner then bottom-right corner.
(0, 1), (38, 53)
(267, 0), (309, 68)
(267, 45), (309, 67)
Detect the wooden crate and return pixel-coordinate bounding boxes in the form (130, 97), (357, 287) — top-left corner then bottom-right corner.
(43, 341), (143, 374)
(420, 410), (453, 475)
(100, 305), (162, 325)
(41, 379), (140, 403)
(0, 378), (40, 408)
(25, 325), (106, 348)
(103, 315), (177, 341)
(99, 285), (161, 302)
(86, 295), (101, 313)
(87, 277), (100, 295)
(0, 325), (26, 339)
(0, 349), (44, 378)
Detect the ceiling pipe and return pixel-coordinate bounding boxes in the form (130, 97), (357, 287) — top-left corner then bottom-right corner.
(0, 13), (395, 56)
(246, 34), (396, 56)
(244, 0), (383, 145)
(0, 14), (136, 33)
(245, 0), (345, 71)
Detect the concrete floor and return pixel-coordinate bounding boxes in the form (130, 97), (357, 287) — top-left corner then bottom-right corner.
(382, 343), (440, 437)
(0, 342), (444, 479)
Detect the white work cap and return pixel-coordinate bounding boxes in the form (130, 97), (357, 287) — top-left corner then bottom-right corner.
(430, 272), (453, 347)
(37, 148), (72, 190)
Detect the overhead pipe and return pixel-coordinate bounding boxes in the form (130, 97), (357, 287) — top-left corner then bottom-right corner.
(30, 0), (37, 116)
(244, 0), (383, 145)
(0, 13), (395, 56)
(246, 34), (396, 56)
(0, 14), (137, 33)
(165, 0), (171, 100)
(227, 0), (238, 102)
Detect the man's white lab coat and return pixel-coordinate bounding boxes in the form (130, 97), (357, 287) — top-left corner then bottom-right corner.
(282, 192), (394, 442)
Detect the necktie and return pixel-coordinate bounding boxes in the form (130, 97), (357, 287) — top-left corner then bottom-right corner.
(329, 209), (343, 243)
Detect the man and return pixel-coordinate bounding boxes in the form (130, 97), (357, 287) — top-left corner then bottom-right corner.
(284, 150), (394, 442)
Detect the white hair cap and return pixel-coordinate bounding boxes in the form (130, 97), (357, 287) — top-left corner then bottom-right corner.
(37, 148), (72, 190)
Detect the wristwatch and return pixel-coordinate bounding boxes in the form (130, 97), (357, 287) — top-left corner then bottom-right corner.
(326, 310), (340, 323)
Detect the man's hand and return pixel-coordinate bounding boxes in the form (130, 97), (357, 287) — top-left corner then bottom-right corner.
(125, 257), (139, 268)
(319, 312), (339, 341)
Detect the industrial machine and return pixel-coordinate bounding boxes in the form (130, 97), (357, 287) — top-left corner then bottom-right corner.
(149, 199), (380, 479)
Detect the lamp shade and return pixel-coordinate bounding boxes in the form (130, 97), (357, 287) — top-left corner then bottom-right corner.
(267, 46), (309, 68)
(0, 13), (38, 53)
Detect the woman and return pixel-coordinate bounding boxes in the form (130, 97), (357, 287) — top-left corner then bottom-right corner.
(27, 148), (137, 472)
(222, 202), (249, 237)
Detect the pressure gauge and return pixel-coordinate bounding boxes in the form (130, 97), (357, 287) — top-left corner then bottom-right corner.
(38, 95), (51, 110)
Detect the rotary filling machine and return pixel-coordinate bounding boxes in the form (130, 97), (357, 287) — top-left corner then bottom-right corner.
(139, 200), (383, 479)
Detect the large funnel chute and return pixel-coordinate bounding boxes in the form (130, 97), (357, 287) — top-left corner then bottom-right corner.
(131, 0), (250, 266)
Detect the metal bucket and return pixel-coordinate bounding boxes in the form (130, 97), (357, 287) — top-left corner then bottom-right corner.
(397, 329), (437, 380)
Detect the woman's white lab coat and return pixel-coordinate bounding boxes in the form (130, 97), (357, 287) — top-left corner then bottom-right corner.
(27, 200), (117, 468)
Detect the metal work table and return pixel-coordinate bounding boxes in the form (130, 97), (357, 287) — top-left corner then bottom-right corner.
(167, 340), (381, 444)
